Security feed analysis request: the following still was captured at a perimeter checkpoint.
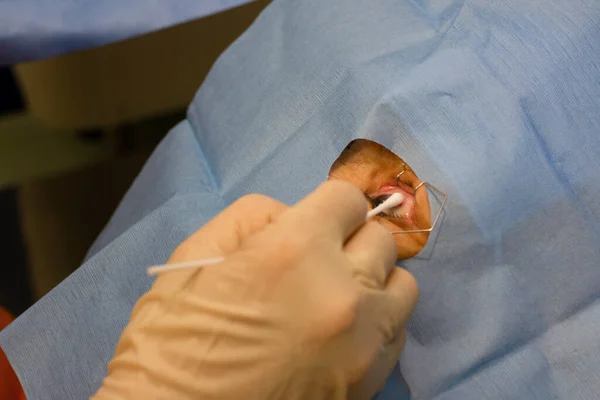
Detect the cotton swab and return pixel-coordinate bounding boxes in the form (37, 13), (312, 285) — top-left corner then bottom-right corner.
(147, 257), (225, 276)
(365, 192), (404, 219)
(147, 192), (404, 277)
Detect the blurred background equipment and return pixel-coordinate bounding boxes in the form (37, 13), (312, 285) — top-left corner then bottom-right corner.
(0, 0), (269, 315)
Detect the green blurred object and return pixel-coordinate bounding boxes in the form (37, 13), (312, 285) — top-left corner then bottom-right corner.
(0, 114), (115, 188)
(0, 111), (184, 188)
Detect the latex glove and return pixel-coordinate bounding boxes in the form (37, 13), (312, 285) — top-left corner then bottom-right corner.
(92, 181), (419, 400)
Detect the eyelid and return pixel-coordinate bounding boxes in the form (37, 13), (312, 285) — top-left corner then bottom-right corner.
(397, 171), (418, 192)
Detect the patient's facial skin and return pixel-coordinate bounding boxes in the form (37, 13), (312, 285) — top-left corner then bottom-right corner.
(328, 139), (431, 259)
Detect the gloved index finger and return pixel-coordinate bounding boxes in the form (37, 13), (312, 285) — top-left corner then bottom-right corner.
(278, 180), (368, 243)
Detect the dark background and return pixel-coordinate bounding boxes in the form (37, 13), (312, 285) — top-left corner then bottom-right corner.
(0, 67), (32, 317)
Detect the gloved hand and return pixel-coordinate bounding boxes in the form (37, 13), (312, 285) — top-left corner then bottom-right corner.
(92, 180), (419, 400)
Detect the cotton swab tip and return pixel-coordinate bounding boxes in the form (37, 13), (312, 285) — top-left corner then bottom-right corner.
(366, 192), (405, 219)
